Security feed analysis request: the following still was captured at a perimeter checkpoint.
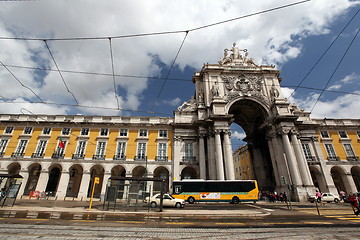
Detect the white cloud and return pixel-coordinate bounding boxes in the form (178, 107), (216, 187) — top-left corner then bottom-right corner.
(231, 131), (247, 141)
(0, 0), (358, 116)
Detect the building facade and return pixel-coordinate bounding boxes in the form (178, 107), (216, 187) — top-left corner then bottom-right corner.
(233, 145), (254, 180)
(0, 43), (360, 201)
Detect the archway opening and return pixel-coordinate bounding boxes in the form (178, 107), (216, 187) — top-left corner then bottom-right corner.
(351, 166), (360, 192)
(45, 166), (62, 196)
(24, 164), (41, 195)
(228, 98), (274, 191)
(66, 164), (83, 198)
(88, 165), (104, 198)
(153, 167), (169, 192)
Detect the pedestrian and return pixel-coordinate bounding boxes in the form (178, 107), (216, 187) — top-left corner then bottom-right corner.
(315, 190), (321, 201)
(339, 190), (346, 201)
(349, 194), (360, 216)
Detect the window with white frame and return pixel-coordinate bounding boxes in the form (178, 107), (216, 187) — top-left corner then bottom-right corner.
(320, 131), (330, 138)
(159, 130), (168, 138)
(80, 128), (89, 136)
(184, 142), (194, 162)
(95, 141), (106, 157)
(137, 142), (147, 160)
(339, 131), (348, 138)
(4, 127), (13, 134)
(56, 140), (67, 155)
(157, 143), (167, 161)
(62, 128), (70, 135)
(116, 142), (126, 159)
(344, 144), (356, 157)
(357, 131), (360, 139)
(35, 140), (47, 157)
(16, 139), (28, 155)
(23, 127), (32, 134)
(139, 129), (147, 137)
(100, 129), (108, 136)
(0, 139), (8, 154)
(42, 127), (51, 135)
(119, 129), (128, 137)
(76, 141), (87, 157)
(302, 143), (313, 160)
(325, 143), (337, 160)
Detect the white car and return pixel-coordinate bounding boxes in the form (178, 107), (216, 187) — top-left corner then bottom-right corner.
(308, 193), (340, 203)
(144, 193), (185, 208)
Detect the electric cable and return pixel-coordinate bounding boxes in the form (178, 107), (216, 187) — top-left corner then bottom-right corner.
(44, 40), (79, 105)
(310, 27), (360, 113)
(108, 38), (121, 109)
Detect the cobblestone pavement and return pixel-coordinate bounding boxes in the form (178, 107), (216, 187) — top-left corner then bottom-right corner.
(0, 224), (359, 239)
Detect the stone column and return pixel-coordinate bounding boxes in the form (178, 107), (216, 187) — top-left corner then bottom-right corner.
(290, 133), (313, 186)
(214, 130), (225, 180)
(35, 170), (49, 192)
(281, 132), (302, 186)
(101, 172), (111, 200)
(78, 171), (91, 200)
(56, 171), (70, 199)
(343, 173), (358, 194)
(208, 132), (216, 179)
(18, 170), (29, 198)
(198, 134), (207, 179)
(312, 137), (338, 194)
(173, 136), (182, 181)
(223, 130), (235, 180)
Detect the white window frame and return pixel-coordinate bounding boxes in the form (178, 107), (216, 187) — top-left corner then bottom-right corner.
(76, 141), (87, 156)
(96, 141), (107, 156)
(42, 127), (51, 135)
(35, 140), (47, 155)
(80, 128), (89, 136)
(23, 127), (32, 134)
(100, 128), (108, 136)
(343, 143), (355, 157)
(16, 139), (28, 155)
(139, 129), (147, 137)
(339, 131), (348, 139)
(159, 130), (168, 138)
(62, 128), (71, 135)
(302, 143), (312, 160)
(137, 142), (147, 159)
(325, 143), (337, 160)
(116, 141), (126, 159)
(0, 139), (8, 153)
(4, 127), (13, 134)
(320, 131), (330, 138)
(119, 129), (128, 137)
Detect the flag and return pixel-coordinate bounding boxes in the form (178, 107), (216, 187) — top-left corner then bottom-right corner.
(58, 138), (65, 149)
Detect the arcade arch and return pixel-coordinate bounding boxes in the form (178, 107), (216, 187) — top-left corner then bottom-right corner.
(88, 165), (104, 198)
(24, 163), (41, 195)
(351, 166), (360, 192)
(153, 166), (169, 192)
(66, 164), (83, 198)
(45, 164), (62, 196)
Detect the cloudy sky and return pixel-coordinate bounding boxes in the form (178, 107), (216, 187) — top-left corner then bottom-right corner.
(0, 0), (359, 148)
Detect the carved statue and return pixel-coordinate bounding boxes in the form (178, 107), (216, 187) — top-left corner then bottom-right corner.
(211, 81), (220, 97)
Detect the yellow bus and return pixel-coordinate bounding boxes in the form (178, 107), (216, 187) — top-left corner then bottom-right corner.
(172, 180), (259, 204)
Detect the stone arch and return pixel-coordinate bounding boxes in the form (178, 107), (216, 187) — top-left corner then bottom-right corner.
(7, 162), (21, 175)
(66, 164), (83, 198)
(351, 166), (360, 192)
(153, 166), (170, 192)
(227, 98), (274, 191)
(181, 167), (197, 179)
(88, 165), (104, 198)
(309, 166), (327, 192)
(330, 166), (348, 193)
(110, 165), (126, 198)
(132, 166), (147, 177)
(23, 163), (42, 195)
(45, 164), (62, 196)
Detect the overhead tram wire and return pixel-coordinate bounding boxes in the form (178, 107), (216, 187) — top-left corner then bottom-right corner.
(44, 40), (79, 106)
(288, 7), (360, 99)
(149, 31), (189, 112)
(108, 38), (120, 110)
(0, 0), (311, 42)
(0, 60), (43, 102)
(310, 26), (360, 113)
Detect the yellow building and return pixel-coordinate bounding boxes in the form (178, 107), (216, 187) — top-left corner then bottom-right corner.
(0, 114), (173, 199)
(232, 145), (254, 180)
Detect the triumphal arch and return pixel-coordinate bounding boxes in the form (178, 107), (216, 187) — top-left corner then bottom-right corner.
(173, 43), (318, 201)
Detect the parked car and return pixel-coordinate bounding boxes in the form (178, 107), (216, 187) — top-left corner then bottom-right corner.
(308, 193), (340, 203)
(144, 193), (185, 208)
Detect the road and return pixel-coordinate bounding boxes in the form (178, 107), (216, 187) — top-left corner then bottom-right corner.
(0, 201), (359, 239)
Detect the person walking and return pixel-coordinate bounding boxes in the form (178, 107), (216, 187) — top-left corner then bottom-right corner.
(349, 194), (360, 216)
(315, 190), (322, 203)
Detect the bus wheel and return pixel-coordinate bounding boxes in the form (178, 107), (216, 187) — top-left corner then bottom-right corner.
(187, 197), (195, 204)
(232, 197), (240, 204)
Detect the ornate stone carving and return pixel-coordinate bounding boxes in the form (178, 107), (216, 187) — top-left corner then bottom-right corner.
(177, 97), (197, 112)
(218, 43), (258, 67)
(222, 74), (264, 101)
